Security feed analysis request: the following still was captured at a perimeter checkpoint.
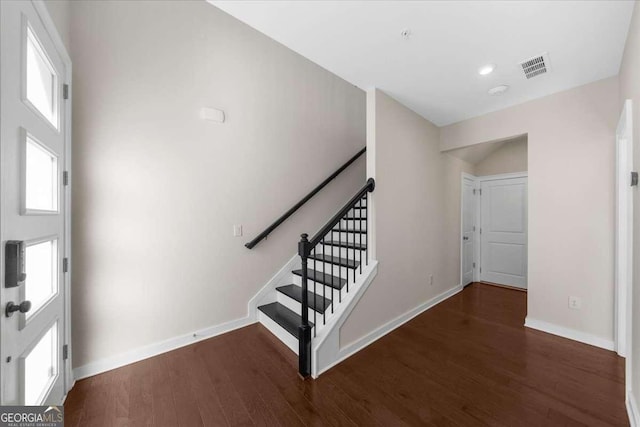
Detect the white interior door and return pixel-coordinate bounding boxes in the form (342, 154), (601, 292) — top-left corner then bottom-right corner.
(461, 176), (476, 286)
(480, 177), (528, 289)
(1, 0), (71, 405)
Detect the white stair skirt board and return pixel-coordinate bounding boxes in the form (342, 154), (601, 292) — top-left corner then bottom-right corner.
(73, 316), (254, 380)
(311, 261), (378, 377)
(316, 283), (463, 377)
(628, 391), (640, 427)
(248, 254), (301, 320)
(524, 317), (615, 351)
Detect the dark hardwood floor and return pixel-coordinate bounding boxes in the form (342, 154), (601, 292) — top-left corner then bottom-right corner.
(64, 283), (628, 426)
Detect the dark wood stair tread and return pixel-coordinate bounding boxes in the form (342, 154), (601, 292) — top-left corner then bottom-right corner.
(276, 285), (332, 313)
(258, 302), (313, 339)
(308, 253), (360, 269)
(292, 269), (347, 290)
(322, 240), (367, 250)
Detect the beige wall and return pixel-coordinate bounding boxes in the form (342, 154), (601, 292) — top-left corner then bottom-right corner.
(620, 0), (640, 410)
(475, 137), (528, 176)
(340, 89), (474, 345)
(43, 0), (71, 53)
(441, 77), (619, 343)
(68, 0), (366, 369)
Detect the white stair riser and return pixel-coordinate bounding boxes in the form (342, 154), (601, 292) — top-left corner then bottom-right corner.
(338, 219), (367, 230)
(344, 210), (367, 219)
(317, 246), (367, 260)
(292, 275), (357, 300)
(302, 259), (356, 278)
(257, 311), (301, 355)
(327, 231), (368, 243)
(276, 292), (330, 329)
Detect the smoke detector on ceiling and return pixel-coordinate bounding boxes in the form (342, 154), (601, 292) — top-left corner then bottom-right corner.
(519, 52), (551, 79)
(488, 85), (509, 96)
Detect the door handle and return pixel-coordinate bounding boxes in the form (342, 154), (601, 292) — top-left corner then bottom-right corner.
(5, 301), (31, 318)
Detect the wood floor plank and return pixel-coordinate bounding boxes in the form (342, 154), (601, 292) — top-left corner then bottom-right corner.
(222, 329), (307, 427)
(206, 333), (285, 427)
(163, 349), (205, 427)
(174, 344), (231, 426)
(149, 355), (179, 427)
(198, 341), (255, 427)
(240, 327), (339, 426)
(128, 359), (154, 427)
(65, 283), (628, 426)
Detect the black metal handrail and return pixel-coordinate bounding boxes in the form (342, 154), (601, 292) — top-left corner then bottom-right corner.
(245, 147), (366, 249)
(302, 178), (375, 253)
(297, 177), (375, 377)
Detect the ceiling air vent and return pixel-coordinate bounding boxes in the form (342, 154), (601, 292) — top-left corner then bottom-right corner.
(519, 52), (551, 79)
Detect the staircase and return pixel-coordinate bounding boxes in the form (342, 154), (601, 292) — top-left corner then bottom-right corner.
(244, 147), (375, 378)
(257, 197), (369, 357)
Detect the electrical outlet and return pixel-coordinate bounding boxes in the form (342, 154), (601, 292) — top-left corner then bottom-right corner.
(429, 275), (434, 286)
(568, 296), (582, 310)
(233, 225), (243, 237)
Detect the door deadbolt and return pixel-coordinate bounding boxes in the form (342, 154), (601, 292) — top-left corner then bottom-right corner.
(5, 301), (31, 318)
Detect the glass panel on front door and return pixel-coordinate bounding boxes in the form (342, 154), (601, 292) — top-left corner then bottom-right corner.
(24, 239), (58, 319)
(24, 135), (58, 212)
(25, 26), (59, 128)
(23, 322), (58, 405)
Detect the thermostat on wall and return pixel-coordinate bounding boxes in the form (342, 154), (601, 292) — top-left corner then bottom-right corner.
(201, 107), (225, 123)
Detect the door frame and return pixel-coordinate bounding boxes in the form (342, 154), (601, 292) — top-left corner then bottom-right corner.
(460, 172), (479, 286)
(0, 0), (73, 402)
(461, 172), (528, 289)
(615, 100), (633, 361)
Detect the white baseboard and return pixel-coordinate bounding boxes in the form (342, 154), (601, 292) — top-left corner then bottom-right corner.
(72, 316), (254, 380)
(524, 317), (615, 351)
(319, 284), (463, 375)
(628, 390), (640, 427)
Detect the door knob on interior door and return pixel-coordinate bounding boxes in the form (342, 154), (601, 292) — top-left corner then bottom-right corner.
(5, 301), (31, 318)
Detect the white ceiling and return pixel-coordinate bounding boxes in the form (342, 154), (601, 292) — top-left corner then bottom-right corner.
(209, 1), (634, 126)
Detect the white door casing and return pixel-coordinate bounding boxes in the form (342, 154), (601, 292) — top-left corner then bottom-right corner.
(0, 0), (72, 405)
(461, 175), (477, 286)
(480, 176), (528, 289)
(615, 100), (633, 361)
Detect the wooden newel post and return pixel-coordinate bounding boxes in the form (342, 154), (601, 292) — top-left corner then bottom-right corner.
(298, 233), (312, 378)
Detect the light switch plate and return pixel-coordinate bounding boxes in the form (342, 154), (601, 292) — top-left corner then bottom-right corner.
(201, 107), (225, 123)
(233, 225), (242, 237)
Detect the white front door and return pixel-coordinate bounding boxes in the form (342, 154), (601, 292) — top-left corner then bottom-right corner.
(480, 177), (528, 289)
(1, 0), (71, 405)
(461, 177), (476, 286)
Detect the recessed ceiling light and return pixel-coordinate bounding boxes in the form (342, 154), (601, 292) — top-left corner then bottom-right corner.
(488, 85), (509, 96)
(478, 64), (496, 76)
